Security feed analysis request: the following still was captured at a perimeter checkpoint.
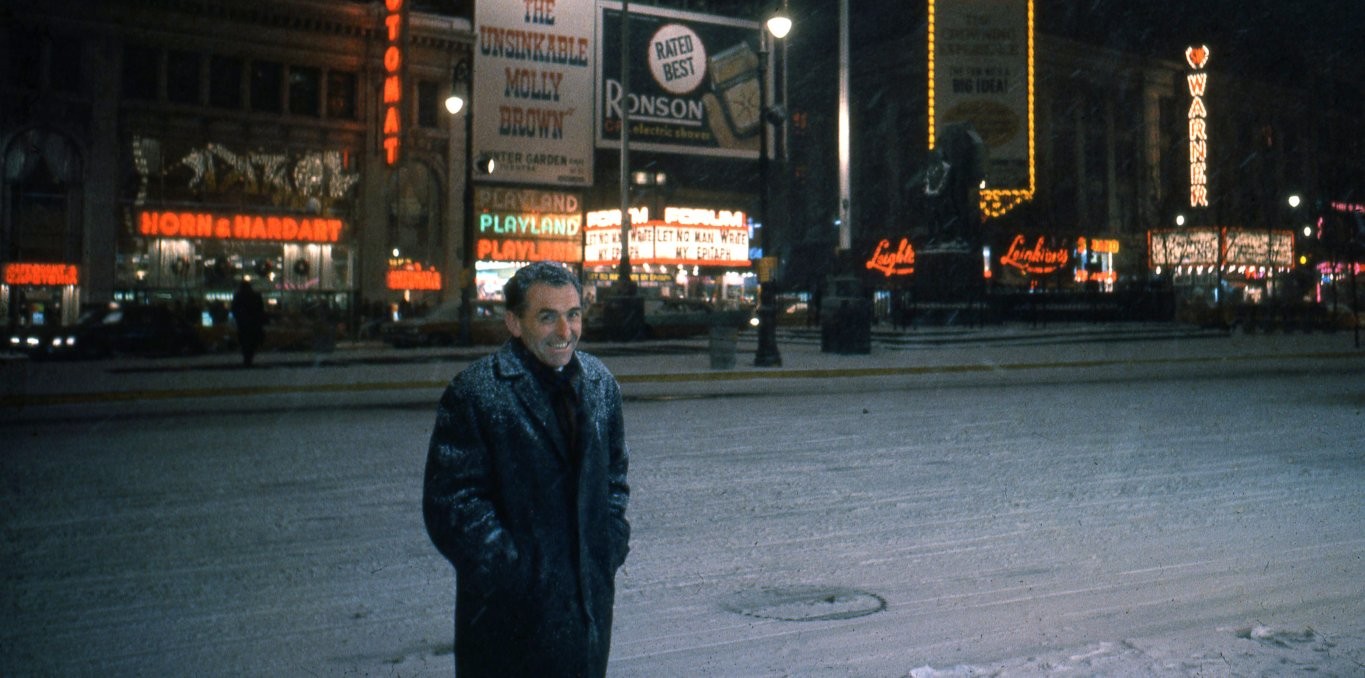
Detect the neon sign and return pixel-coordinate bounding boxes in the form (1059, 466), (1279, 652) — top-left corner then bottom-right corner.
(583, 206), (750, 268)
(1186, 45), (1210, 208)
(382, 0), (406, 165)
(865, 238), (916, 277)
(477, 238), (582, 263)
(386, 264), (441, 291)
(138, 210), (344, 243)
(4, 263), (79, 287)
(1000, 234), (1069, 275)
(1078, 237), (1119, 254)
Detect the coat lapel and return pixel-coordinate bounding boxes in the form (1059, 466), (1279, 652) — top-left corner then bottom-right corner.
(495, 343), (570, 464)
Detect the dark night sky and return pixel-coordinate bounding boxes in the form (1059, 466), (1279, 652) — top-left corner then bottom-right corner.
(1038, 0), (1365, 83)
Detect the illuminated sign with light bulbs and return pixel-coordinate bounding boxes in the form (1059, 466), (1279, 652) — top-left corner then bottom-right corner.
(582, 207), (749, 267)
(1186, 45), (1210, 208)
(928, 0), (1036, 219)
(382, 0), (406, 165)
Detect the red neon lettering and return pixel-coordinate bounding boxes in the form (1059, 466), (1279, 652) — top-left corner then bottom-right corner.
(1000, 235), (1069, 275)
(4, 263), (80, 286)
(865, 238), (916, 277)
(137, 211), (344, 243)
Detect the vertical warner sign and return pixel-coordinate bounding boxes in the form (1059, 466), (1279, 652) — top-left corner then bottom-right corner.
(475, 0), (594, 186)
(382, 0), (406, 165)
(1186, 45), (1210, 208)
(928, 0), (1034, 218)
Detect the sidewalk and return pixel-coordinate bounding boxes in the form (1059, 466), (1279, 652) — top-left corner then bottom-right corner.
(3, 322), (1362, 410)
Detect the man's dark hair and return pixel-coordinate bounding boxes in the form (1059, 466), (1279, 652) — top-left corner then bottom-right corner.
(504, 262), (582, 315)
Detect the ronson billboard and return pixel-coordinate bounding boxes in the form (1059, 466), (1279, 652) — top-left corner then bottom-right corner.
(596, 1), (764, 159)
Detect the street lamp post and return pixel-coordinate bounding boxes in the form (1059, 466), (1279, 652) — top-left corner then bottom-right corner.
(1280, 194), (1301, 305)
(447, 60), (477, 346)
(754, 8), (790, 367)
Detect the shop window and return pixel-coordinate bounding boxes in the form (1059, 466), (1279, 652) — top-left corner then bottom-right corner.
(166, 50), (200, 105)
(250, 60), (283, 113)
(209, 55), (243, 109)
(417, 80), (440, 129)
(288, 66), (321, 117)
(8, 28), (42, 91)
(48, 36), (82, 94)
(326, 71), (357, 120)
(122, 44), (159, 100)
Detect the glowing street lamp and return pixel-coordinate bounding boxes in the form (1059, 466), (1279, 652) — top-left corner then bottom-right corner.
(447, 59), (495, 345)
(754, 5), (790, 367)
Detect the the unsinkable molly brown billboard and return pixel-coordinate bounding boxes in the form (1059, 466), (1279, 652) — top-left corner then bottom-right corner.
(596, 2), (763, 159)
(474, 0), (594, 186)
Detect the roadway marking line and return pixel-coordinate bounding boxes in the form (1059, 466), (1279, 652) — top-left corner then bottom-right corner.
(2, 350), (1359, 408)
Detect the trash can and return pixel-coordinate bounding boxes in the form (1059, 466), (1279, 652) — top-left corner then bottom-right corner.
(709, 324), (738, 369)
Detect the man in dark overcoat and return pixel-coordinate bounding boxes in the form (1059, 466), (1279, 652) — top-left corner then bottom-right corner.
(423, 262), (631, 677)
(230, 278), (265, 366)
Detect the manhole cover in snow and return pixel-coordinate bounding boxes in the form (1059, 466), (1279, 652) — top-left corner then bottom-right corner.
(723, 586), (886, 621)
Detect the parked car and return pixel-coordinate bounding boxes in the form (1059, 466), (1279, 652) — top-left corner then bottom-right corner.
(585, 298), (752, 340)
(7, 303), (204, 360)
(380, 299), (506, 347)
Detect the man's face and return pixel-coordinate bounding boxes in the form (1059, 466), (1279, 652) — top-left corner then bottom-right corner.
(505, 283), (582, 369)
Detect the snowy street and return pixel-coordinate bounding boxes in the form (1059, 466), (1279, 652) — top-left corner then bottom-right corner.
(2, 328), (1363, 676)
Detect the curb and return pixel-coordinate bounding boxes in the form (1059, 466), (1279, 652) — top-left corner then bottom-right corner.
(4, 348), (1360, 409)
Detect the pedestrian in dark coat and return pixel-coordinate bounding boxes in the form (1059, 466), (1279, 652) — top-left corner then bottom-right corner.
(230, 279), (265, 366)
(424, 262), (631, 678)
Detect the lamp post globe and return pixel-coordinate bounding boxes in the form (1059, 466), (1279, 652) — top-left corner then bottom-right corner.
(753, 9), (790, 367)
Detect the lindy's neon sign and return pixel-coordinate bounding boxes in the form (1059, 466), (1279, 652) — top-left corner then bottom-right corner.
(138, 210), (344, 243)
(1186, 45), (1210, 208)
(382, 0), (406, 165)
(866, 238), (916, 277)
(1000, 234), (1068, 274)
(4, 262), (79, 286)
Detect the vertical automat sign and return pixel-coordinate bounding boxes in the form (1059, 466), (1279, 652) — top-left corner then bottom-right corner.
(474, 0), (594, 186)
(382, 0), (406, 166)
(928, 0), (1034, 218)
(1185, 45), (1210, 209)
(596, 2), (762, 159)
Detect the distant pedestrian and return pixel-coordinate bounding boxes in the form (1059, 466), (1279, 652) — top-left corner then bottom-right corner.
(423, 261), (631, 677)
(231, 278), (265, 366)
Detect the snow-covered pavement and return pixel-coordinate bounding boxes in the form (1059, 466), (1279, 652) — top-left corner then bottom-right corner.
(2, 324), (1362, 676)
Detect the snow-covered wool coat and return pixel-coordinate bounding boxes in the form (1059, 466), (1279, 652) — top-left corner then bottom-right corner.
(424, 341), (631, 678)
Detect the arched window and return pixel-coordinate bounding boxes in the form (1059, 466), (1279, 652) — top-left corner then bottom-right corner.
(388, 161), (442, 265)
(4, 128), (82, 262)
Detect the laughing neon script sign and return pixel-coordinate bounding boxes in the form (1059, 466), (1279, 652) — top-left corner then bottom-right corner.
(865, 238), (916, 277)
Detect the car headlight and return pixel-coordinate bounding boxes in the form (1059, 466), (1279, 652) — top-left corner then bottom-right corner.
(25, 336), (40, 347)
(65, 336), (77, 346)
(8, 336), (18, 345)
(51, 337), (63, 348)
